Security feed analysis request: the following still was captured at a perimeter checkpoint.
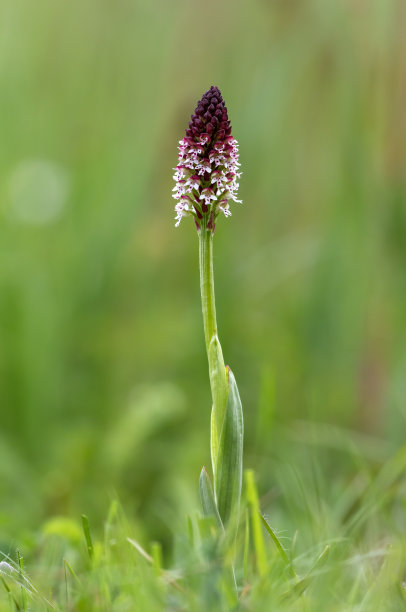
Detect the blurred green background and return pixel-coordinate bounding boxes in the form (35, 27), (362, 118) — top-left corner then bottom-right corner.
(0, 0), (405, 553)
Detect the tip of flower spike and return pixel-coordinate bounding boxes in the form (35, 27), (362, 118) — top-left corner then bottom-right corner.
(185, 86), (231, 143)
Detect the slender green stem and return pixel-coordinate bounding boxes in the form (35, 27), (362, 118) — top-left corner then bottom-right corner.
(198, 224), (217, 357)
(198, 220), (227, 477)
(197, 218), (243, 556)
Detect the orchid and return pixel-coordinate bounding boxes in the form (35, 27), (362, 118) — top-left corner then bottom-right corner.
(173, 87), (244, 544)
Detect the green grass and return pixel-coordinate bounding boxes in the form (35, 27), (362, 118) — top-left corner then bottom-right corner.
(1, 448), (405, 611)
(0, 0), (405, 608)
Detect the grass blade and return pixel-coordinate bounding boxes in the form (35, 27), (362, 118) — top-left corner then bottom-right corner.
(260, 514), (297, 580)
(81, 514), (94, 561)
(245, 470), (267, 577)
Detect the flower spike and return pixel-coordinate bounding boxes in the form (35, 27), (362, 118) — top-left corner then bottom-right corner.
(173, 86), (241, 230)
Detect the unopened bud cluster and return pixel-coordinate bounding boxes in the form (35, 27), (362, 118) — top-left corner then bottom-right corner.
(173, 86), (241, 230)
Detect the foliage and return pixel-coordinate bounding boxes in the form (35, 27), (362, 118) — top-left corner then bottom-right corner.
(1, 455), (405, 611)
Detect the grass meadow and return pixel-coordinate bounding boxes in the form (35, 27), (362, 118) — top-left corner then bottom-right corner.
(0, 0), (405, 609)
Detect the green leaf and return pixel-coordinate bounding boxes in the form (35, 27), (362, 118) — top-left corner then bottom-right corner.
(199, 467), (224, 530)
(210, 407), (219, 478)
(208, 334), (227, 475)
(214, 367), (244, 526)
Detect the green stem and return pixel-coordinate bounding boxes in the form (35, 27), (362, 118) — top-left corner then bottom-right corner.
(197, 218), (243, 553)
(198, 224), (217, 357)
(198, 221), (227, 477)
